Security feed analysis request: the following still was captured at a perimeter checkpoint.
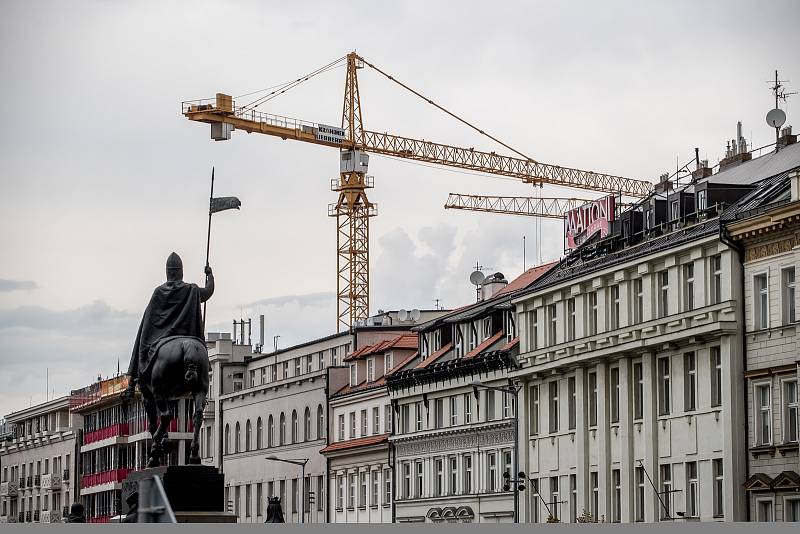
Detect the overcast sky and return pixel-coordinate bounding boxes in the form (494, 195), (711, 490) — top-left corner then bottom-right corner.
(1, 0), (798, 416)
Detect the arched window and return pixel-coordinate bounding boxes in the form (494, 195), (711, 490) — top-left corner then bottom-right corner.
(235, 422), (241, 453)
(245, 420), (252, 452)
(317, 404), (324, 439)
(224, 424), (230, 454)
(256, 417), (263, 449)
(279, 413), (286, 445)
(291, 410), (298, 443)
(268, 415), (274, 447)
(304, 407), (311, 441)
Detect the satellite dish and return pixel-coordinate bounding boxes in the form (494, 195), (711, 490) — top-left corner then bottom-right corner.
(398, 309), (409, 322)
(469, 270), (485, 286)
(410, 309), (421, 321)
(766, 108), (787, 129)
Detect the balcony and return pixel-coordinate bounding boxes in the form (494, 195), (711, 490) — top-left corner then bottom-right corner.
(0, 480), (18, 496)
(33, 475), (40, 488)
(62, 506), (69, 518)
(41, 473), (61, 490)
(82, 423), (129, 445)
(25, 511), (31, 522)
(18, 512), (24, 523)
(80, 468), (131, 489)
(0, 516), (6, 523)
(63, 468), (70, 481)
(33, 510), (39, 522)
(26, 476), (32, 488)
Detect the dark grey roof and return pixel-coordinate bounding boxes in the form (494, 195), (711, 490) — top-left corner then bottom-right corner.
(705, 141), (800, 186)
(525, 145), (800, 294)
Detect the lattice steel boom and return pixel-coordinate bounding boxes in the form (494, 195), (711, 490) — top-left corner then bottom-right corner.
(444, 193), (586, 218)
(181, 51), (653, 330)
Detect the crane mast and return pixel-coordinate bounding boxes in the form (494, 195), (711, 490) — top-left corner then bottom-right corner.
(182, 51), (653, 331)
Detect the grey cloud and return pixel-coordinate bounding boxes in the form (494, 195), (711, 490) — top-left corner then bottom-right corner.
(246, 291), (335, 309)
(0, 300), (137, 334)
(0, 279), (38, 292)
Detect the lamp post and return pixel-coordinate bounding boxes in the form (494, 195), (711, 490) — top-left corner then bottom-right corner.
(471, 379), (523, 523)
(265, 456), (309, 523)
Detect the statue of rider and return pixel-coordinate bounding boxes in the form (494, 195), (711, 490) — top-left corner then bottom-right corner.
(121, 252), (214, 400)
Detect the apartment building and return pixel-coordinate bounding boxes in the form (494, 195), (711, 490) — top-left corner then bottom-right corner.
(70, 375), (195, 522)
(214, 309), (444, 523)
(322, 333), (418, 523)
(512, 142), (800, 524)
(727, 156), (800, 522)
(387, 265), (554, 524)
(0, 396), (81, 524)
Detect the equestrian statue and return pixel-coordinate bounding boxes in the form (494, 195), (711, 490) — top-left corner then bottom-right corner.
(121, 252), (213, 467)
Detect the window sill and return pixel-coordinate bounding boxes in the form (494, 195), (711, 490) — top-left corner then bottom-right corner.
(749, 444), (776, 458)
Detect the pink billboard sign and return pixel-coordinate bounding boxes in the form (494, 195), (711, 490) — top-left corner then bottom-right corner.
(565, 195), (616, 250)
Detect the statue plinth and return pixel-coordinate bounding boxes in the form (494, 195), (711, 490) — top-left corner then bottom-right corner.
(122, 465), (236, 523)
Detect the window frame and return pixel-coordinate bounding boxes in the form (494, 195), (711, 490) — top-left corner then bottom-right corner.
(754, 380), (773, 446)
(782, 267), (796, 325)
(781, 378), (798, 443)
(754, 271), (770, 330)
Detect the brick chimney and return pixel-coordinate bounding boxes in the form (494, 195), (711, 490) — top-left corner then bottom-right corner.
(778, 126), (797, 148)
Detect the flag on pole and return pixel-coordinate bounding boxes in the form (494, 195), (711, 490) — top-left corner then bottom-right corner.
(210, 196), (242, 213)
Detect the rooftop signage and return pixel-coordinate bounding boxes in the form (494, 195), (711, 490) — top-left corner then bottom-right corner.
(565, 195), (616, 250)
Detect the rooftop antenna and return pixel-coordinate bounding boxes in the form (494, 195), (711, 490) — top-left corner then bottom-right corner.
(433, 298), (441, 310)
(767, 69), (795, 151)
(470, 264), (487, 303)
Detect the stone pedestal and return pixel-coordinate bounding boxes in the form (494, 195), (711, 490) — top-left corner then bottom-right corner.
(122, 465), (236, 523)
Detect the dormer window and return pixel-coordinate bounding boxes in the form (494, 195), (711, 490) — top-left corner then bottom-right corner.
(367, 358), (375, 382)
(454, 325), (465, 357)
(697, 189), (707, 212)
(384, 352), (393, 374)
(349, 363), (357, 387)
(468, 324), (478, 351)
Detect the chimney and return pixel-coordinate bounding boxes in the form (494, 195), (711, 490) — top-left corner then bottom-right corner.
(259, 315), (265, 348)
(481, 273), (509, 300)
(692, 158), (712, 180)
(654, 173), (673, 193)
(719, 121), (752, 171)
(778, 126), (797, 148)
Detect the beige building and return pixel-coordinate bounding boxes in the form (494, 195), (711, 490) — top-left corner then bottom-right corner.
(0, 396), (81, 524)
(322, 333), (418, 523)
(727, 161), (800, 522)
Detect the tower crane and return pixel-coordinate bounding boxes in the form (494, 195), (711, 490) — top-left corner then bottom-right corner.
(444, 193), (633, 218)
(182, 52), (653, 332)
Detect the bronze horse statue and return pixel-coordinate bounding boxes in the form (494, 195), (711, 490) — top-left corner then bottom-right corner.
(122, 253), (214, 468)
(140, 336), (209, 467)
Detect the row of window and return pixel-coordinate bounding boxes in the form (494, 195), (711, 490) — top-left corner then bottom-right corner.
(238, 345), (350, 391)
(528, 459), (725, 523)
(224, 405), (324, 455)
(0, 488), (69, 519)
(348, 354), (393, 387)
(227, 475), (325, 519)
(335, 468), (392, 510)
(753, 378), (798, 446)
(529, 350), (724, 435)
(752, 266), (796, 330)
(528, 255), (724, 350)
(398, 449), (513, 500)
(396, 389), (513, 435)
(336, 405), (391, 442)
(3, 455), (69, 483)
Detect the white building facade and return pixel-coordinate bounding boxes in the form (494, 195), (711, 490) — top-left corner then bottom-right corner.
(512, 145), (800, 524)
(0, 397), (81, 524)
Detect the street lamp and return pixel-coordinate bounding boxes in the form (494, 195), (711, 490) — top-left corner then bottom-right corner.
(265, 456), (309, 523)
(471, 379), (524, 523)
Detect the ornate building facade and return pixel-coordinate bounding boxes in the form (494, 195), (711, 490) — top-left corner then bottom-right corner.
(727, 165), (800, 522)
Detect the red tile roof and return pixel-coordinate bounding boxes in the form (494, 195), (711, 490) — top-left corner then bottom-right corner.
(495, 260), (559, 297)
(320, 433), (390, 454)
(500, 337), (519, 351)
(415, 342), (453, 369)
(344, 333), (418, 362)
(464, 330), (505, 359)
(333, 376), (387, 397)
